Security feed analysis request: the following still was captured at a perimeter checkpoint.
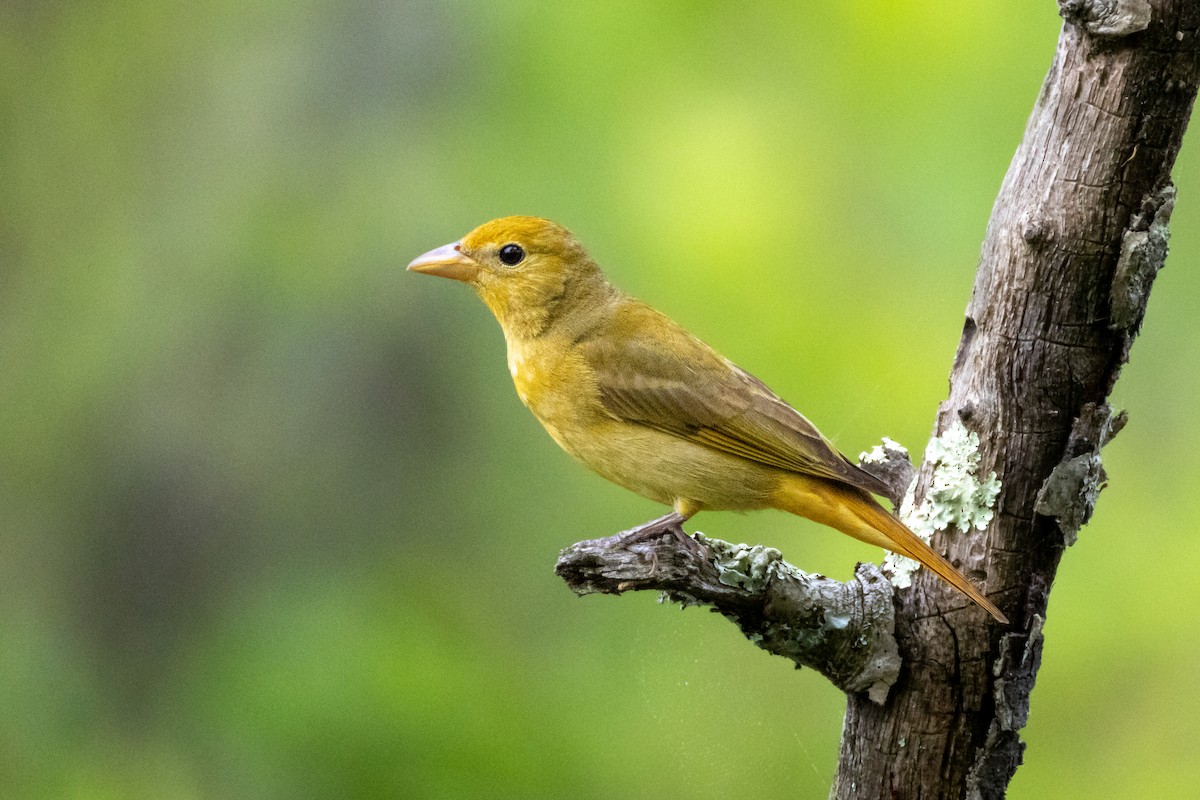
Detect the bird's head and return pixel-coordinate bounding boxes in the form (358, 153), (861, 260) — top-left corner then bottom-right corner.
(408, 216), (607, 339)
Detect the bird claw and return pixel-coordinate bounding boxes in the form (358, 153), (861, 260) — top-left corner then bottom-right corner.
(620, 512), (710, 568)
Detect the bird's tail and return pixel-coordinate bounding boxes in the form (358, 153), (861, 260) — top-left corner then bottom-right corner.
(773, 474), (1008, 624)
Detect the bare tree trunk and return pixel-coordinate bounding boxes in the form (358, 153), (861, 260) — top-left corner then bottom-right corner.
(833, 2), (1199, 797)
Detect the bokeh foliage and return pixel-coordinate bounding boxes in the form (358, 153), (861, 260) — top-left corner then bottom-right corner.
(3, 2), (1198, 797)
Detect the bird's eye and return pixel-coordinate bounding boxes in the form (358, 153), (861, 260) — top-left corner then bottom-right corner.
(498, 243), (525, 266)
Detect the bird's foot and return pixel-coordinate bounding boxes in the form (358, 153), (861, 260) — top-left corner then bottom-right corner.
(620, 512), (710, 565)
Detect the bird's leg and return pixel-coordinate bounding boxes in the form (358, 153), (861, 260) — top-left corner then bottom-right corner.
(625, 511), (689, 538)
(620, 505), (709, 564)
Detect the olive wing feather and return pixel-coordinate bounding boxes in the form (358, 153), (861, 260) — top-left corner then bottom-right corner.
(579, 310), (891, 497)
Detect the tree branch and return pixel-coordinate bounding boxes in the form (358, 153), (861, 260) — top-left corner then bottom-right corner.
(556, 522), (901, 703)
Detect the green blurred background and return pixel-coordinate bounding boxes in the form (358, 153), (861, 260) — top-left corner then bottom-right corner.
(3, 1), (1198, 798)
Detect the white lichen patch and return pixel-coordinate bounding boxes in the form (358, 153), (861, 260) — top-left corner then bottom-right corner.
(884, 420), (1001, 588)
(859, 437), (909, 465)
(823, 611), (852, 630)
(701, 537), (782, 592)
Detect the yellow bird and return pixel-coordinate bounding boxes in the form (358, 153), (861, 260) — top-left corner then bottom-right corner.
(409, 216), (1007, 624)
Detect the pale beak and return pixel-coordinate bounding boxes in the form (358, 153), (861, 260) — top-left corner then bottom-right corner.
(406, 241), (479, 282)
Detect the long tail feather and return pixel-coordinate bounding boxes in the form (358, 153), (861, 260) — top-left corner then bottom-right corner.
(773, 475), (1008, 624)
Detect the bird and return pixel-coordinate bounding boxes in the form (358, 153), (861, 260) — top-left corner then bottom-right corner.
(408, 216), (1007, 624)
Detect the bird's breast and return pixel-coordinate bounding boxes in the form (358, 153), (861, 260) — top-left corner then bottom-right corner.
(507, 349), (531, 405)
(505, 337), (601, 434)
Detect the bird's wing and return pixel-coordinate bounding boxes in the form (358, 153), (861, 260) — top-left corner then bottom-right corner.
(579, 304), (892, 497)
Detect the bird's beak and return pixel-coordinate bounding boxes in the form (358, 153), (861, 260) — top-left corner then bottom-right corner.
(406, 241), (479, 282)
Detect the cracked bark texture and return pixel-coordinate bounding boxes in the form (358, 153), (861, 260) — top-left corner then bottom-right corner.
(832, 2), (1199, 798)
